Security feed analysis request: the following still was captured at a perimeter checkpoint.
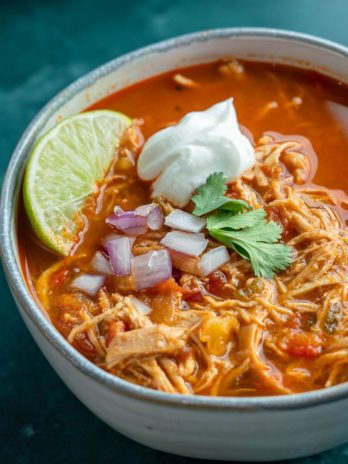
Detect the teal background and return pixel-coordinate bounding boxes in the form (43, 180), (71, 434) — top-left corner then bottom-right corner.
(1, 0), (348, 462)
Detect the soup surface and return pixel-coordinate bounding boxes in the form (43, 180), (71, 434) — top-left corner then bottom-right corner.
(19, 59), (348, 396)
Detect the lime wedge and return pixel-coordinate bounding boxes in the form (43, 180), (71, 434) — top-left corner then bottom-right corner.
(23, 110), (131, 256)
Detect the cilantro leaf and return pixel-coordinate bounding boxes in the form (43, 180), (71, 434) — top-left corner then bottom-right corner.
(207, 209), (266, 230)
(192, 172), (250, 216)
(192, 172), (228, 215)
(219, 199), (251, 213)
(209, 226), (293, 279)
(225, 220), (283, 243)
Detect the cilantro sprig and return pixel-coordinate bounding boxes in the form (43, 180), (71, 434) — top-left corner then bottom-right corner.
(192, 173), (293, 279)
(192, 172), (250, 216)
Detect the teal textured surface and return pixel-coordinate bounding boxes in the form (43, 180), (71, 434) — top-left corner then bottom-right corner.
(2, 1), (348, 463)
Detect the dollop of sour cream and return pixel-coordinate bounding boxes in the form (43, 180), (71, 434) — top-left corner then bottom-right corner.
(137, 98), (255, 207)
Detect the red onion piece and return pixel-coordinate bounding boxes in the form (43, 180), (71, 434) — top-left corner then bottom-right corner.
(102, 234), (136, 250)
(106, 211), (147, 236)
(132, 249), (172, 290)
(91, 251), (113, 275)
(135, 203), (164, 230)
(129, 295), (152, 315)
(199, 246), (230, 277)
(161, 231), (208, 257)
(114, 205), (124, 215)
(164, 209), (206, 233)
(71, 274), (106, 297)
(169, 249), (200, 275)
(106, 236), (132, 276)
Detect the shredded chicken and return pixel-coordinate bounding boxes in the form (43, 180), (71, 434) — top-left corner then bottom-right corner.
(173, 74), (198, 88)
(106, 325), (187, 368)
(218, 58), (245, 77)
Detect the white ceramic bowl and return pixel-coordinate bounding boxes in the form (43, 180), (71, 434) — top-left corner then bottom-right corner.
(2, 29), (348, 462)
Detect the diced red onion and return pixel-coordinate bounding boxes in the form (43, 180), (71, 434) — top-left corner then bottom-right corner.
(132, 249), (172, 290)
(164, 209), (206, 233)
(169, 249), (200, 275)
(135, 203), (164, 230)
(199, 246), (230, 277)
(106, 211), (147, 236)
(91, 251), (113, 275)
(161, 231), (208, 257)
(106, 236), (132, 276)
(102, 234), (136, 250)
(71, 274), (106, 297)
(114, 205), (124, 215)
(129, 295), (152, 315)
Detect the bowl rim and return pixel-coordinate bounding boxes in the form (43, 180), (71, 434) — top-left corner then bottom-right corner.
(2, 27), (348, 412)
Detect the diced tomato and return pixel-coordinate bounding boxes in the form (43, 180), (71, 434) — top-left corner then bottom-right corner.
(287, 344), (320, 358)
(285, 331), (322, 359)
(207, 271), (227, 294)
(184, 289), (204, 302)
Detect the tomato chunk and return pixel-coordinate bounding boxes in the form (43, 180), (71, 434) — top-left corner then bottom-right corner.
(207, 271), (226, 294)
(285, 331), (322, 359)
(184, 289), (204, 302)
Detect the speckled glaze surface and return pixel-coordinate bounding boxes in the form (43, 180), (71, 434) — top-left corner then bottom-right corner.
(2, 29), (348, 461)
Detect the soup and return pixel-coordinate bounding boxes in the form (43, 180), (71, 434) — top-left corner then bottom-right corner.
(19, 59), (348, 396)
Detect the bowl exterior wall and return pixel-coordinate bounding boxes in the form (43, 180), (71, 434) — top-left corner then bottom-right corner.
(3, 29), (348, 461)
